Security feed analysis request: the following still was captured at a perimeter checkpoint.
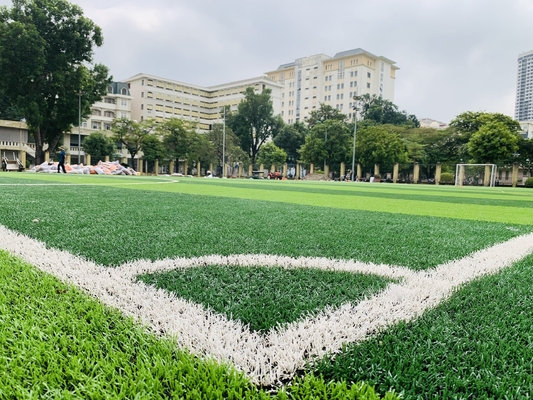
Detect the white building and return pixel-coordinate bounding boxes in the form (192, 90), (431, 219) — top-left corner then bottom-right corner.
(419, 118), (449, 129)
(264, 48), (398, 124)
(67, 82), (133, 164)
(515, 50), (533, 122)
(124, 73), (283, 131)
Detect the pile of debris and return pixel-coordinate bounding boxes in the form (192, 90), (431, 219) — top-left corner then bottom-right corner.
(30, 160), (137, 175)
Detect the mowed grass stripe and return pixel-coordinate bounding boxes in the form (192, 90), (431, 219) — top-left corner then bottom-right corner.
(0, 184), (528, 269)
(137, 265), (394, 332)
(180, 181), (533, 209)
(0, 251), (399, 400)
(311, 254), (533, 399)
(3, 174), (533, 223)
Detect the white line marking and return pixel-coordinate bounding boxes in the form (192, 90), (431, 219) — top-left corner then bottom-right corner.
(1, 224), (532, 386)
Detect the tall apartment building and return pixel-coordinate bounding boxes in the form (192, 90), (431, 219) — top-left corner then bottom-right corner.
(515, 50), (533, 123)
(124, 73), (283, 131)
(264, 48), (398, 124)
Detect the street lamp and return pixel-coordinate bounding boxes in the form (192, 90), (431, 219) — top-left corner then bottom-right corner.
(78, 91), (83, 164)
(222, 106), (226, 178)
(351, 102), (359, 182)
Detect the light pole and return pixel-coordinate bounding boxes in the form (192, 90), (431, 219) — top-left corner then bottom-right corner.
(78, 91), (82, 164)
(222, 106), (226, 178)
(351, 103), (359, 182)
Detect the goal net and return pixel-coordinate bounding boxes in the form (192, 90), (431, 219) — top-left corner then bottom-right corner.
(455, 164), (498, 187)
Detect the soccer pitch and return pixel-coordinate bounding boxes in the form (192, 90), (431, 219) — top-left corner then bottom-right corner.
(1, 173), (533, 398)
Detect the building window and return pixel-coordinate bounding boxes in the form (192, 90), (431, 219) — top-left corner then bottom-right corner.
(121, 112), (127, 118)
(104, 98), (115, 104)
(141, 79), (145, 86)
(141, 92), (144, 98)
(367, 72), (371, 78)
(141, 104), (144, 110)
(367, 83), (371, 89)
(104, 111), (115, 118)
(121, 99), (128, 106)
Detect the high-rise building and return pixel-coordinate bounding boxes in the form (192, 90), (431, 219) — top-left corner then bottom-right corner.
(264, 48), (398, 123)
(515, 50), (533, 122)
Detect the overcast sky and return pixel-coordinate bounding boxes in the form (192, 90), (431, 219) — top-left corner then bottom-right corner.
(2, 0), (532, 123)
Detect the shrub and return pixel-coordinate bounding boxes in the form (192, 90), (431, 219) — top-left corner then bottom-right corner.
(439, 172), (454, 184)
(525, 177), (533, 187)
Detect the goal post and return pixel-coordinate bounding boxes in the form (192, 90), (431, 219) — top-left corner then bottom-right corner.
(455, 164), (498, 187)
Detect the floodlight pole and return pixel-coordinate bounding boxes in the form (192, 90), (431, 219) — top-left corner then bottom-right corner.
(351, 103), (358, 182)
(222, 106), (226, 178)
(78, 91), (82, 164)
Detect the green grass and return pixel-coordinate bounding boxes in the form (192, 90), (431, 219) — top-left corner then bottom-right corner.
(137, 266), (394, 332)
(3, 173), (533, 398)
(3, 173), (533, 224)
(0, 251), (397, 399)
(0, 177), (529, 269)
(311, 254), (533, 399)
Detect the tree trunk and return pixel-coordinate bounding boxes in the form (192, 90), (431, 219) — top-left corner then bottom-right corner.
(34, 126), (45, 165)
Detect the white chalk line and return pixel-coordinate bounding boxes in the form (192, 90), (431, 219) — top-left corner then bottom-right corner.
(0, 179), (179, 186)
(1, 223), (533, 386)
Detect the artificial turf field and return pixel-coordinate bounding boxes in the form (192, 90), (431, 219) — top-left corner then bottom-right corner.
(1, 172), (533, 399)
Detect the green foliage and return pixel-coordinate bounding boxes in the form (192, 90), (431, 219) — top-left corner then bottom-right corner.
(525, 177), (533, 187)
(273, 121), (308, 163)
(226, 87), (284, 165)
(356, 125), (408, 167)
(357, 94), (419, 127)
(256, 142), (287, 168)
(206, 122), (247, 169)
(468, 121), (519, 163)
(82, 131), (115, 163)
(138, 266), (392, 332)
(305, 103), (348, 129)
(450, 111), (521, 137)
(312, 254), (533, 399)
(299, 120), (352, 166)
(0, 0), (111, 163)
(111, 118), (154, 169)
(439, 172), (454, 184)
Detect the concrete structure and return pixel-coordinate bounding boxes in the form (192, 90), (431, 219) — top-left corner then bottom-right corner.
(518, 120), (533, 139)
(0, 119), (31, 168)
(419, 118), (448, 129)
(515, 50), (533, 122)
(124, 73), (283, 131)
(264, 48), (398, 123)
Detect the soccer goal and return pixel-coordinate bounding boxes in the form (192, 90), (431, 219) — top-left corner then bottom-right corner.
(455, 164), (498, 187)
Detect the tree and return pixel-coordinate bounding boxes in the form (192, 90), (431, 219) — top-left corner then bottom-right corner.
(305, 103), (347, 129)
(111, 118), (153, 169)
(273, 121), (308, 163)
(82, 132), (115, 163)
(0, 0), (111, 164)
(256, 142), (287, 168)
(158, 118), (196, 171)
(468, 121), (519, 164)
(356, 94), (419, 127)
(356, 125), (408, 168)
(299, 119), (352, 167)
(206, 123), (247, 172)
(140, 134), (166, 173)
(226, 87), (283, 165)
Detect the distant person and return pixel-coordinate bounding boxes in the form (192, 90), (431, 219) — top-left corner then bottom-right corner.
(57, 146), (66, 173)
(205, 170), (213, 178)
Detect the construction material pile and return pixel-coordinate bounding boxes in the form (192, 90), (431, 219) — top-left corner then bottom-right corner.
(30, 160), (137, 175)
